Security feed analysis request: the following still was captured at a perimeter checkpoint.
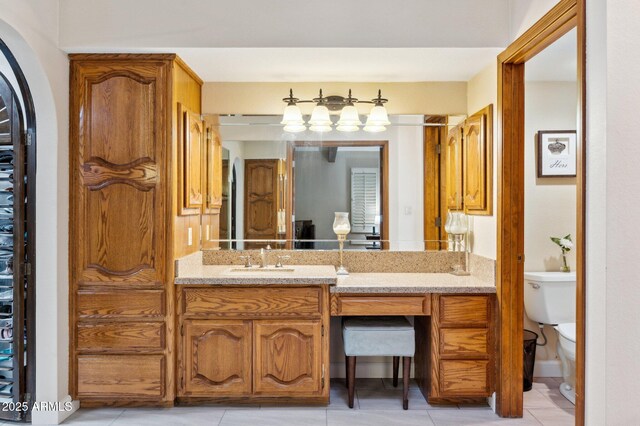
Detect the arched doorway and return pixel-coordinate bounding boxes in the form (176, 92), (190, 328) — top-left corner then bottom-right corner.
(0, 39), (36, 423)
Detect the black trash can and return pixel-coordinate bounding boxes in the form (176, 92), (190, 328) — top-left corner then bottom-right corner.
(523, 329), (538, 392)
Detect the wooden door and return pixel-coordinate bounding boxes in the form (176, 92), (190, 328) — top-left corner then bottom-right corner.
(244, 159), (278, 247)
(219, 159), (229, 240)
(253, 320), (323, 395)
(423, 116), (446, 250)
(445, 125), (463, 210)
(463, 105), (493, 215)
(70, 56), (171, 401)
(182, 320), (252, 396)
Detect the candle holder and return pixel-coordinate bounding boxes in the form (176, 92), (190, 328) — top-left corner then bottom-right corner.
(446, 211), (471, 276)
(333, 212), (351, 275)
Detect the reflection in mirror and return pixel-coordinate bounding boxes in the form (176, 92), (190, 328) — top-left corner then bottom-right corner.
(293, 143), (383, 250)
(209, 114), (462, 251)
(218, 147), (233, 248)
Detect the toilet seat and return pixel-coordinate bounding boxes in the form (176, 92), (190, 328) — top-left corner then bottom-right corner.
(556, 322), (576, 342)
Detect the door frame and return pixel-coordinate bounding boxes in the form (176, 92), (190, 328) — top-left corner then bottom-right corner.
(286, 140), (389, 249)
(0, 38), (37, 421)
(496, 0), (585, 423)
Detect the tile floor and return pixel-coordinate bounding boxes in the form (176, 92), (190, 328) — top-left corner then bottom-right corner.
(60, 377), (574, 426)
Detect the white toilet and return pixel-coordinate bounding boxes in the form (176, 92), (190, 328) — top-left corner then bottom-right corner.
(523, 271), (576, 404)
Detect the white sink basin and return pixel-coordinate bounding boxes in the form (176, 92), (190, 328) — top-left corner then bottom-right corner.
(226, 267), (295, 273)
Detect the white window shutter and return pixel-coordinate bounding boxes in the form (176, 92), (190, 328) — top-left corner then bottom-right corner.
(350, 168), (380, 234)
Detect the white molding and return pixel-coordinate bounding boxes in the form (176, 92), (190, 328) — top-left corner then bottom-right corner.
(534, 359), (562, 377)
(31, 395), (79, 425)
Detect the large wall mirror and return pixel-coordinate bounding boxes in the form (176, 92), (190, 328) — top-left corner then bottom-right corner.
(207, 114), (465, 251)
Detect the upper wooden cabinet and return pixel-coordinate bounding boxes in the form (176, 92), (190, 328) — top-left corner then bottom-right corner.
(185, 111), (205, 209)
(69, 54), (203, 405)
(463, 105), (493, 215)
(445, 125), (464, 210)
(206, 123), (223, 211)
(444, 106), (493, 216)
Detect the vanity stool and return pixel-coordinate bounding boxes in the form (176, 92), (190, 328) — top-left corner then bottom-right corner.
(342, 316), (415, 409)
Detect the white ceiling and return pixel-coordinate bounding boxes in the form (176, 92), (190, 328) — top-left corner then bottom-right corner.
(175, 48), (503, 82)
(526, 29), (577, 82)
(56, 0), (572, 83)
(59, 0), (511, 49)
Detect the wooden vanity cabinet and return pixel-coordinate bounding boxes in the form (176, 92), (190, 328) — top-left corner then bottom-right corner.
(178, 286), (330, 403)
(415, 294), (496, 404)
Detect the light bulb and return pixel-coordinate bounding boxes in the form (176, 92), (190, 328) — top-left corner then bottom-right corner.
(366, 105), (391, 126)
(337, 105), (362, 130)
(309, 105), (332, 126)
(281, 104), (303, 125)
(283, 123), (306, 133)
(309, 124), (332, 132)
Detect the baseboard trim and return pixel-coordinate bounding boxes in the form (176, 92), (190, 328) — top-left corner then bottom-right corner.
(31, 395), (79, 425)
(534, 359), (562, 377)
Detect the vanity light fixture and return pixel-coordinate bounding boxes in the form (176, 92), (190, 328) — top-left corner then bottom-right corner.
(281, 88), (390, 133)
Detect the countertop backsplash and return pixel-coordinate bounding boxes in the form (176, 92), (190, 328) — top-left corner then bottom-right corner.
(199, 249), (495, 278)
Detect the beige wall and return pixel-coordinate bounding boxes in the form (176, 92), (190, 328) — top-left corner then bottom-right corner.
(0, 1), (73, 423)
(523, 81), (578, 369)
(202, 82), (467, 115)
(524, 82), (578, 273)
(466, 64), (498, 260)
(597, 0), (640, 423)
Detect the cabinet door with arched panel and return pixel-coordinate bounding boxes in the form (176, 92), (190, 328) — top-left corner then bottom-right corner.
(253, 320), (323, 395)
(182, 320), (252, 396)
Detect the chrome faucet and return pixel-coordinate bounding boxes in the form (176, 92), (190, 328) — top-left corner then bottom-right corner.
(260, 245), (272, 268)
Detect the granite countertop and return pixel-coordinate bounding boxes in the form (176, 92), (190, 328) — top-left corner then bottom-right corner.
(174, 252), (495, 292)
(332, 273), (496, 294)
(175, 263), (338, 285)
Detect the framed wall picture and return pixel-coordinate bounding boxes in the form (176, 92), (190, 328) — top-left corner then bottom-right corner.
(537, 130), (577, 177)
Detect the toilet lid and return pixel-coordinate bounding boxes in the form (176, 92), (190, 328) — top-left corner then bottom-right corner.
(557, 322), (576, 342)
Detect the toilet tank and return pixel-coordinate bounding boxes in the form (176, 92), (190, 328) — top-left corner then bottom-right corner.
(524, 272), (576, 324)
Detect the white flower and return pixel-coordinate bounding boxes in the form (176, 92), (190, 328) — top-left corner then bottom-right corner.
(559, 238), (573, 249)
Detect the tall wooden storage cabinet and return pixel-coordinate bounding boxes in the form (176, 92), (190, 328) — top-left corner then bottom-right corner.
(69, 54), (203, 405)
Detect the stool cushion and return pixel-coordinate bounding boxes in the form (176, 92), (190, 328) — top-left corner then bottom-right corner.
(342, 316), (415, 357)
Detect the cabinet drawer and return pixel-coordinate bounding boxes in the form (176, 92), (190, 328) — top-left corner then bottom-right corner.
(183, 287), (322, 318)
(77, 290), (165, 319)
(77, 322), (164, 352)
(331, 294), (430, 316)
(439, 360), (490, 396)
(439, 296), (490, 326)
(439, 328), (488, 356)
(77, 354), (164, 397)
